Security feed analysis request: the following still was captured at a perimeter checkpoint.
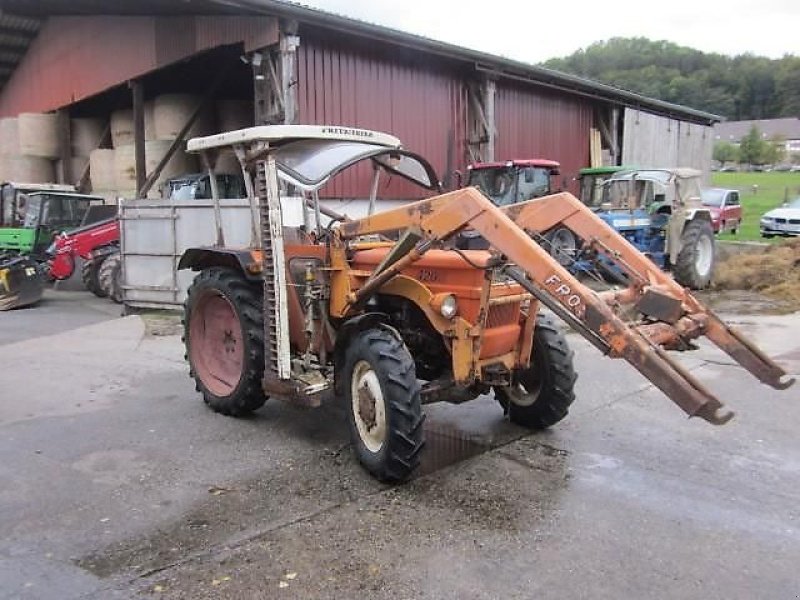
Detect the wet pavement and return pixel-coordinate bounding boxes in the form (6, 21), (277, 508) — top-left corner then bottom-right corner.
(0, 292), (798, 599)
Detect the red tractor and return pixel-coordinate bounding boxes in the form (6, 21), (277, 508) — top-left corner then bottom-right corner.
(47, 216), (122, 301)
(465, 159), (562, 205)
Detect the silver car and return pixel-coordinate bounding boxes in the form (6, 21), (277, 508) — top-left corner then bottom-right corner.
(760, 197), (800, 237)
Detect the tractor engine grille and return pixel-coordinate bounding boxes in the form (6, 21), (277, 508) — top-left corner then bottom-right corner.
(486, 301), (520, 328)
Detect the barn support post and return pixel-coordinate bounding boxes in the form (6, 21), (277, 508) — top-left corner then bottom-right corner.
(595, 107), (619, 165)
(131, 79), (146, 197)
(252, 20), (299, 125)
(610, 107), (621, 164)
(467, 76), (497, 163)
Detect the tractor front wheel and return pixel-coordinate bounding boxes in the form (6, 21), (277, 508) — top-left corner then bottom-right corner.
(673, 219), (716, 289)
(342, 326), (425, 482)
(183, 267), (267, 416)
(495, 314), (577, 429)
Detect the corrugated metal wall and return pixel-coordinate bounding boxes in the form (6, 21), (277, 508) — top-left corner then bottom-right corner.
(0, 15), (277, 117)
(296, 35), (466, 199)
(495, 82), (594, 195)
(622, 108), (714, 179)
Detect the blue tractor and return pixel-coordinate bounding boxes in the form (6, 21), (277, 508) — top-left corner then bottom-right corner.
(549, 168), (717, 289)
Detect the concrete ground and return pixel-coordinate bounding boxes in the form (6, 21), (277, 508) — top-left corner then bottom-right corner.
(0, 290), (798, 599)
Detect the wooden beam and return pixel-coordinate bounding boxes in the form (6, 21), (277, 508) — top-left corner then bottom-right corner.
(131, 80), (146, 197)
(280, 31), (299, 125)
(484, 79), (496, 162)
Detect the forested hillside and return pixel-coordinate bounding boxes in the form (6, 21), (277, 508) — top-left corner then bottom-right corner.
(542, 38), (799, 120)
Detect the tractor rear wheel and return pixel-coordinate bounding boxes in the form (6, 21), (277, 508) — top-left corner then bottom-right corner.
(98, 251), (123, 303)
(183, 267), (267, 416)
(544, 227), (578, 267)
(81, 250), (112, 297)
(342, 326), (425, 482)
(495, 313), (576, 429)
(673, 219), (715, 289)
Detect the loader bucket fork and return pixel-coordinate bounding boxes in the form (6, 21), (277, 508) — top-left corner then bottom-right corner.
(337, 188), (795, 425)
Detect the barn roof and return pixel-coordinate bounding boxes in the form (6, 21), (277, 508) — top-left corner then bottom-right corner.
(1, 0), (721, 124)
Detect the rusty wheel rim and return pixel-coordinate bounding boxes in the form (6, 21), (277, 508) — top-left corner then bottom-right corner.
(351, 360), (386, 453)
(189, 290), (244, 397)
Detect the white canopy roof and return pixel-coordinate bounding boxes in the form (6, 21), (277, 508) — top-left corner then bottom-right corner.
(187, 125), (402, 153)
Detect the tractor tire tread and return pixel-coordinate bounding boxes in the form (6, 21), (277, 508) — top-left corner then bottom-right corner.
(81, 245), (116, 297)
(183, 267), (267, 417)
(673, 219), (715, 290)
(495, 314), (577, 429)
(97, 251), (123, 303)
(343, 326), (425, 482)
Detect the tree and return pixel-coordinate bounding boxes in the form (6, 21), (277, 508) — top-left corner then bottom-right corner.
(542, 39), (797, 120)
(738, 125), (768, 166)
(713, 141), (739, 166)
(775, 56), (800, 117)
(763, 136), (787, 165)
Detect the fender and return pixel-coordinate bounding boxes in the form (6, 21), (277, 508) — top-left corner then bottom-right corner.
(332, 312), (397, 395)
(683, 207), (713, 223)
(177, 247), (262, 282)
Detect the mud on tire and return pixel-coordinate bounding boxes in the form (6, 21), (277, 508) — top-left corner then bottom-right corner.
(183, 267), (267, 416)
(495, 313), (577, 429)
(342, 326), (425, 482)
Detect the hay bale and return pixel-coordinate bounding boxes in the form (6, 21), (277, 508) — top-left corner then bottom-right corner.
(90, 148), (116, 190)
(114, 140), (197, 196)
(154, 94), (214, 141)
(18, 113), (60, 159)
(71, 118), (105, 156)
(0, 117), (20, 156)
(1, 155), (55, 182)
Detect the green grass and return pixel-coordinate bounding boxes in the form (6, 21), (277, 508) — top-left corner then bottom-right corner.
(711, 172), (800, 242)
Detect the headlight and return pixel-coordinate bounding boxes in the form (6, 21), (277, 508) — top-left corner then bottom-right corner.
(431, 293), (458, 319)
(760, 217), (773, 225)
(45, 242), (57, 255)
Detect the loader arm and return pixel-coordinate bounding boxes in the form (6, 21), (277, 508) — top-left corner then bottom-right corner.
(337, 187), (794, 425)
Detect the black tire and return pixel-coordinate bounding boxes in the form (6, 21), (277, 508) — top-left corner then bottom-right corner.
(183, 267), (267, 416)
(672, 218), (716, 289)
(495, 313), (577, 429)
(342, 326), (425, 482)
(98, 251), (122, 303)
(81, 252), (109, 297)
(544, 227), (578, 267)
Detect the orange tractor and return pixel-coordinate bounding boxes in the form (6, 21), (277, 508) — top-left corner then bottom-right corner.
(179, 125), (794, 481)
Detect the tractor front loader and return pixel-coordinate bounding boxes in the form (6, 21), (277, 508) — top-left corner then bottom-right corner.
(179, 125), (794, 482)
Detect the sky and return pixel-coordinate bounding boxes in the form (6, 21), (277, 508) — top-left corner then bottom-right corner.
(300, 0), (800, 64)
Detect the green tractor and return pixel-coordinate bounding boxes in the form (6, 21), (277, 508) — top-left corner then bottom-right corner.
(577, 166), (633, 207)
(0, 182), (105, 310)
